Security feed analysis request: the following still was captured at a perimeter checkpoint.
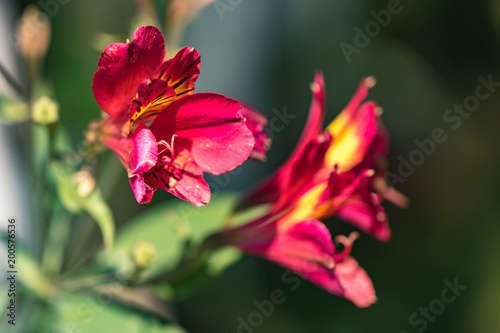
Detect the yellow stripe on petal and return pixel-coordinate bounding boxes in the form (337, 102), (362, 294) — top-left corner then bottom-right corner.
(324, 124), (364, 172)
(279, 183), (327, 230)
(323, 77), (377, 171)
(152, 47), (200, 100)
(129, 83), (177, 130)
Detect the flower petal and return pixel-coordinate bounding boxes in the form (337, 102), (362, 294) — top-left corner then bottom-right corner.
(336, 192), (392, 242)
(333, 257), (377, 308)
(218, 218), (375, 307)
(149, 93), (254, 175)
(235, 72), (326, 211)
(325, 101), (379, 172)
(289, 71), (327, 162)
(318, 169), (392, 241)
(92, 26), (165, 118)
(128, 123), (158, 176)
(151, 46), (200, 99)
(241, 103), (271, 162)
(146, 150), (211, 206)
(327, 76), (375, 136)
(129, 80), (176, 128)
(130, 174), (157, 204)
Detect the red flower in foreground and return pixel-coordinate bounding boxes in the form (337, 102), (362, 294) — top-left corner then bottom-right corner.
(211, 72), (407, 307)
(90, 26), (269, 205)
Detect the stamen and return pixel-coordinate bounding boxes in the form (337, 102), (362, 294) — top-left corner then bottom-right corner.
(158, 134), (177, 157)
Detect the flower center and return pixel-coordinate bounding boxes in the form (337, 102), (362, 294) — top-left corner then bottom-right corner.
(149, 135), (184, 189)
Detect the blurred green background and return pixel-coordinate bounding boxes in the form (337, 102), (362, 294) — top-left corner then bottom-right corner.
(5, 0), (500, 332)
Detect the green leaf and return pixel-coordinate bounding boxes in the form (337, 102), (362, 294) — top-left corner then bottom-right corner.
(17, 248), (58, 299)
(95, 202), (185, 281)
(96, 193), (242, 281)
(53, 292), (187, 333)
(50, 162), (115, 250)
(178, 192), (241, 242)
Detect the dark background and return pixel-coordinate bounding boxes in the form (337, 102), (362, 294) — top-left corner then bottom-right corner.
(11, 0), (500, 332)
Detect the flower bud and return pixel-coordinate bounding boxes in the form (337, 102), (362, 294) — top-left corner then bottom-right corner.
(73, 166), (96, 197)
(32, 95), (59, 124)
(131, 241), (157, 269)
(16, 5), (51, 60)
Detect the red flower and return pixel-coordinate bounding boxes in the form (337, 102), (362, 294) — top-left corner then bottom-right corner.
(238, 71), (408, 241)
(212, 72), (407, 306)
(90, 26), (268, 205)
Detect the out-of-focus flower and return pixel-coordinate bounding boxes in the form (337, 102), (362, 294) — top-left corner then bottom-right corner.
(238, 72), (408, 241)
(16, 5), (51, 60)
(32, 95), (59, 124)
(212, 72), (407, 306)
(90, 26), (266, 206)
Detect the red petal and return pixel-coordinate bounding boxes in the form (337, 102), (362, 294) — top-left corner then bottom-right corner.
(289, 71), (327, 162)
(128, 124), (158, 176)
(328, 77), (375, 135)
(334, 257), (377, 307)
(129, 80), (176, 127)
(218, 218), (375, 307)
(235, 72), (326, 210)
(150, 93), (254, 175)
(320, 170), (392, 241)
(130, 174), (157, 204)
(273, 133), (332, 211)
(145, 150), (211, 206)
(92, 26), (165, 118)
(336, 192), (392, 242)
(325, 101), (379, 172)
(241, 103), (271, 162)
(151, 46), (200, 99)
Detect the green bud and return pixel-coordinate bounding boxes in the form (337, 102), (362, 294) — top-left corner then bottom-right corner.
(32, 95), (58, 124)
(131, 240), (157, 269)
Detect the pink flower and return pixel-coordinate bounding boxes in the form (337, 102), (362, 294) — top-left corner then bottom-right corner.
(238, 71), (408, 241)
(211, 72), (407, 306)
(90, 26), (268, 205)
